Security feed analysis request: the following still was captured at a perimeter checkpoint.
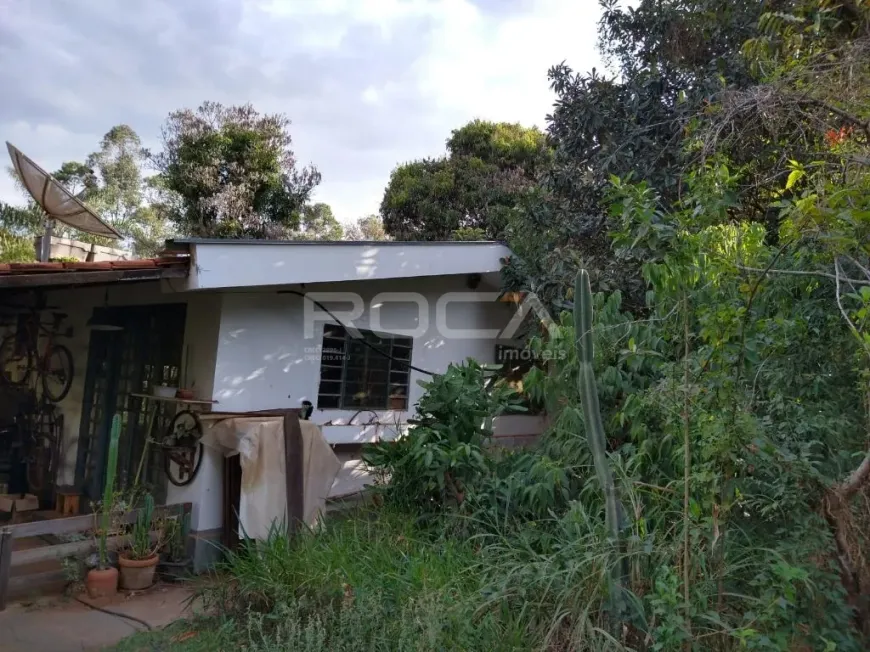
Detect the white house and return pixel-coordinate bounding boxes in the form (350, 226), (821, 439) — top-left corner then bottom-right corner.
(0, 239), (543, 567)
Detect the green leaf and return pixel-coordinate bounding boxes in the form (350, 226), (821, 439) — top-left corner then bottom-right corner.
(785, 168), (804, 190)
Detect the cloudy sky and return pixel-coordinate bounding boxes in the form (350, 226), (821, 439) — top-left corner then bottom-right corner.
(0, 0), (602, 223)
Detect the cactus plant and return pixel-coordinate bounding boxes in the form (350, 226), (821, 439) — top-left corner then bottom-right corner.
(98, 414), (121, 569)
(129, 493), (155, 560)
(574, 270), (626, 614)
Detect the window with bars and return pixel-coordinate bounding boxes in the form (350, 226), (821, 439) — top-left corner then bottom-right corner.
(316, 324), (412, 410)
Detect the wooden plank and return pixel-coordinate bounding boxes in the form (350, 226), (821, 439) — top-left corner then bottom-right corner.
(11, 514), (181, 567)
(0, 528), (12, 611)
(284, 411), (304, 537)
(202, 408), (303, 419)
(8, 569), (66, 595)
(7, 503), (187, 539)
(12, 532), (140, 566)
(130, 393), (218, 405)
(9, 512), (99, 539)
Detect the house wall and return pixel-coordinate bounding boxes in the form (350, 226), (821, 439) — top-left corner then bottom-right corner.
(212, 275), (514, 435)
(33, 273), (532, 558)
(167, 274), (515, 536)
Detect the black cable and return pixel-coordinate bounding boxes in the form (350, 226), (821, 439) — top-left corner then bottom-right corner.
(279, 289), (436, 376)
(73, 593), (154, 630)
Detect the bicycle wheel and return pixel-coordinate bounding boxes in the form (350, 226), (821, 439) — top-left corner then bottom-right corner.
(42, 343), (74, 402)
(26, 402), (59, 493)
(0, 334), (33, 386)
(27, 445), (52, 492)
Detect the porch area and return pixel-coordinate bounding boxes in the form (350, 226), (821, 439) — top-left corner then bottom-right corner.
(0, 255), (219, 602)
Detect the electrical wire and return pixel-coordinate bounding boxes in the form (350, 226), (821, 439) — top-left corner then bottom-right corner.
(278, 289), (436, 376)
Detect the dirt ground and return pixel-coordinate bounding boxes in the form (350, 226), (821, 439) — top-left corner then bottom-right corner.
(0, 583), (196, 652)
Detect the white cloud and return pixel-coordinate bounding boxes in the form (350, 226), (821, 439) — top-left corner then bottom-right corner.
(0, 0), (602, 225)
(419, 0), (601, 128)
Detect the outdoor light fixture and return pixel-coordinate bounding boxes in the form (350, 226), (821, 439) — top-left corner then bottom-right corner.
(87, 290), (124, 331)
(86, 311), (124, 332)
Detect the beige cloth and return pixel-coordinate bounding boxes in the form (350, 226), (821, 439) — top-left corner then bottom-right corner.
(202, 417), (341, 540)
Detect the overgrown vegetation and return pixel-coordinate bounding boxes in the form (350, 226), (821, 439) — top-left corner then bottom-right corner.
(115, 510), (532, 651)
(113, 2), (870, 650)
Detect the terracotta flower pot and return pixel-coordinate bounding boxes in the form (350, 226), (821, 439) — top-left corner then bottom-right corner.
(118, 553), (159, 590)
(86, 567), (119, 599)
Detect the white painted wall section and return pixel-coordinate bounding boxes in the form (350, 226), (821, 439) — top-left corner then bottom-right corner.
(211, 275), (514, 442)
(165, 293), (223, 532)
(185, 242), (511, 290)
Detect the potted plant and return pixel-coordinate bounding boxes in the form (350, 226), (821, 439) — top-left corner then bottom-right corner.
(86, 414), (121, 598)
(155, 519), (190, 584)
(118, 493), (162, 590)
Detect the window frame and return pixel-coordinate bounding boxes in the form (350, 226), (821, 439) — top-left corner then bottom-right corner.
(316, 323), (413, 411)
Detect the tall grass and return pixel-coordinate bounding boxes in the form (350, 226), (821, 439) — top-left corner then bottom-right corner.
(197, 507), (531, 651)
(116, 476), (857, 651)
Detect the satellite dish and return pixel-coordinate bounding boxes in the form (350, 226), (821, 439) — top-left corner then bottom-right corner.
(6, 142), (121, 240)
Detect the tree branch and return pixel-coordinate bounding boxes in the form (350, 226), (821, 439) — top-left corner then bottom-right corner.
(737, 264), (870, 286)
(839, 450), (870, 499)
(797, 98), (870, 140)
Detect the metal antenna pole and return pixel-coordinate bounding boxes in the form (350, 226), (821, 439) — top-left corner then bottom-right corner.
(39, 217), (54, 261)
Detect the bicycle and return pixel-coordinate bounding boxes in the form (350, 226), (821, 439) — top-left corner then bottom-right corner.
(0, 310), (75, 402)
(24, 397), (62, 493)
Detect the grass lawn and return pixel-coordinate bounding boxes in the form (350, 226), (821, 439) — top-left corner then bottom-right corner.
(111, 507), (533, 651)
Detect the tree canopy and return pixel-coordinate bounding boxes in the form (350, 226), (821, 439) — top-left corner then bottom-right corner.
(0, 200), (40, 262)
(151, 101), (321, 239)
(2, 124), (169, 259)
(380, 120), (549, 240)
(290, 202), (343, 240)
(83, 125), (169, 256)
(345, 214), (389, 241)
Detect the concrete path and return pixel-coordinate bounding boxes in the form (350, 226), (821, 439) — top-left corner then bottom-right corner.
(0, 584), (195, 652)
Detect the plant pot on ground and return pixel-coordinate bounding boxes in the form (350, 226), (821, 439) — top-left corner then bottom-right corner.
(86, 567), (119, 598)
(119, 493), (163, 590)
(87, 414), (121, 599)
(118, 553), (159, 590)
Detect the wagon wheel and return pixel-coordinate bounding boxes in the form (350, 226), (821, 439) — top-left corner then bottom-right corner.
(162, 410), (204, 487)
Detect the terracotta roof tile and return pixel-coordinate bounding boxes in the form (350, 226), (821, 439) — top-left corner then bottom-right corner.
(0, 256), (189, 277)
(62, 261), (112, 270)
(110, 259), (157, 269)
(8, 262), (64, 272)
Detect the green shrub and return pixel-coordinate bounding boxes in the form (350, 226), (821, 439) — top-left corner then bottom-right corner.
(0, 228), (35, 263)
(363, 360), (525, 513)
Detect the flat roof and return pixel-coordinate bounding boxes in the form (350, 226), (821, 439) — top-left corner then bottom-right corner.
(176, 239), (511, 291)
